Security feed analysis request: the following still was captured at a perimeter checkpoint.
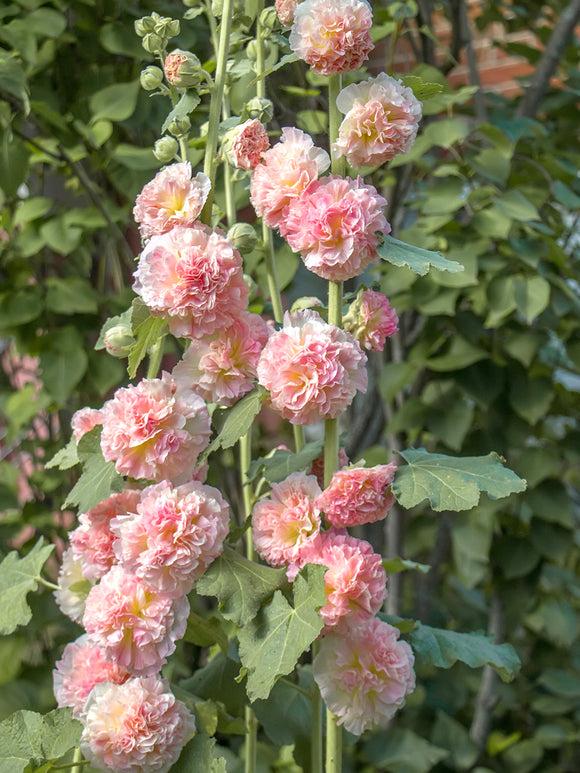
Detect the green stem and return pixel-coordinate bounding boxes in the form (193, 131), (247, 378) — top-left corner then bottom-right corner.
(244, 708), (258, 773)
(263, 224), (284, 323)
(328, 74), (345, 178)
(326, 707), (342, 773)
(224, 163), (236, 228)
(255, 0), (266, 100)
(293, 424), (304, 453)
(147, 336), (164, 379)
(71, 746), (83, 773)
(178, 135), (189, 164)
(311, 640), (323, 773)
(37, 576), (60, 591)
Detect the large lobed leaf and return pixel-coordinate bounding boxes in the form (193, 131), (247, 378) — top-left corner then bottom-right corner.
(377, 235), (464, 276)
(0, 540), (54, 635)
(203, 387), (268, 458)
(246, 439), (324, 484)
(0, 708), (82, 773)
(393, 447), (526, 511)
(64, 427), (124, 512)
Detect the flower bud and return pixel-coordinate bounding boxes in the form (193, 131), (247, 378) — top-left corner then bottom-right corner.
(103, 324), (135, 359)
(246, 40), (271, 61)
(153, 136), (179, 163)
(167, 116), (191, 137)
(227, 223), (259, 255)
(243, 273), (259, 302)
(141, 32), (164, 54)
(140, 66), (164, 91)
(134, 16), (156, 37)
(164, 50), (203, 89)
(164, 19), (181, 38)
(260, 7), (279, 32)
(243, 96), (274, 123)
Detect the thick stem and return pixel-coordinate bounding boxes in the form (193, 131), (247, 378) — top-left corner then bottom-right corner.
(328, 75), (345, 178)
(326, 707), (342, 773)
(244, 708), (258, 773)
(146, 336), (164, 379)
(263, 224), (284, 323)
(293, 424), (304, 453)
(255, 0), (266, 101)
(311, 641), (323, 773)
(71, 746), (83, 773)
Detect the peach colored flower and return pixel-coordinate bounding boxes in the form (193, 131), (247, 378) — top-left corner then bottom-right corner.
(343, 289), (398, 351)
(252, 472), (322, 567)
(288, 530), (386, 630)
(257, 310), (367, 425)
(281, 175), (390, 281)
(81, 675), (196, 773)
(54, 548), (94, 624)
(223, 119), (270, 171)
(100, 373), (211, 483)
(133, 224), (249, 340)
(133, 162), (211, 239)
(70, 490), (141, 582)
(53, 634), (130, 718)
(276, 0), (300, 26)
(313, 617), (415, 734)
(316, 463), (397, 528)
(83, 566), (188, 676)
(250, 127), (330, 230)
(71, 407), (103, 442)
(112, 480), (230, 597)
(333, 73), (422, 168)
(172, 311), (270, 407)
(289, 0), (374, 76)
(310, 447), (349, 489)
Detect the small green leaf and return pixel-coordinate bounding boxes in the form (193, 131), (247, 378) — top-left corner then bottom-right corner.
(39, 327), (88, 404)
(252, 52), (298, 83)
(180, 652), (247, 717)
(247, 439), (324, 484)
(378, 235), (464, 276)
(128, 300), (167, 379)
(45, 436), (79, 470)
(64, 427), (124, 512)
(171, 734), (226, 773)
(400, 75), (444, 101)
(0, 540), (54, 635)
(382, 557), (431, 574)
(0, 708), (83, 773)
(513, 275), (550, 323)
(537, 669), (580, 699)
(45, 277), (98, 315)
(493, 190), (540, 221)
(0, 130), (30, 198)
(0, 53), (29, 114)
(161, 92), (201, 134)
(204, 387), (268, 458)
(393, 448), (526, 512)
(184, 610), (228, 652)
(253, 670), (313, 746)
(364, 728), (449, 773)
(89, 80), (140, 124)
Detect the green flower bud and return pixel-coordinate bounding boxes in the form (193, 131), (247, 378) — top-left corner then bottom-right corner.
(167, 116), (191, 137)
(153, 136), (179, 163)
(260, 7), (279, 33)
(164, 50), (203, 89)
(142, 32), (165, 54)
(104, 324), (135, 359)
(227, 223), (259, 255)
(243, 273), (259, 302)
(244, 96), (274, 123)
(134, 16), (156, 37)
(165, 19), (181, 38)
(140, 66), (164, 91)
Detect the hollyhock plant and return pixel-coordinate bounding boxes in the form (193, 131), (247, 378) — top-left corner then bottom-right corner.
(250, 127), (330, 230)
(54, 547), (94, 624)
(288, 530), (386, 630)
(53, 634), (130, 718)
(70, 489), (141, 582)
(289, 0), (374, 76)
(281, 175), (390, 281)
(316, 463), (398, 528)
(313, 617), (415, 735)
(252, 472), (322, 567)
(111, 480), (230, 597)
(100, 372), (211, 482)
(223, 119), (270, 171)
(83, 565), (188, 675)
(81, 675), (196, 773)
(257, 309), (367, 425)
(275, 0), (300, 26)
(343, 289), (399, 351)
(333, 73), (423, 168)
(133, 224), (249, 340)
(172, 311), (270, 407)
(133, 162), (211, 239)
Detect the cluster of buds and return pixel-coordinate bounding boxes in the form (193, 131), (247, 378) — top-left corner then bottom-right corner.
(134, 12), (180, 54)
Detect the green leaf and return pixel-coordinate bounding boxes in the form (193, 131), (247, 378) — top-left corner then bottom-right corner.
(526, 599), (579, 647)
(45, 277), (98, 315)
(161, 92), (201, 135)
(45, 436), (79, 470)
(471, 148), (511, 184)
(493, 190), (540, 221)
(382, 557), (431, 574)
(400, 75), (444, 101)
(253, 669), (313, 746)
(451, 506), (494, 588)
(0, 130), (30, 198)
(196, 547), (287, 626)
(378, 235), (464, 276)
(0, 540), (54, 635)
(89, 80), (140, 124)
(184, 610), (228, 652)
(252, 52), (299, 83)
(40, 217), (83, 255)
(246, 439), (324, 484)
(432, 711), (479, 770)
(238, 564), (326, 701)
(180, 652), (247, 717)
(423, 117), (471, 148)
(64, 427), (124, 512)
(0, 53), (29, 114)
(203, 387), (268, 458)
(410, 622), (521, 682)
(514, 276), (550, 323)
(13, 197), (52, 227)
(0, 708), (83, 773)
(39, 327), (88, 404)
(170, 734), (226, 773)
(537, 669), (580, 699)
(364, 728), (449, 773)
(128, 300), (167, 379)
(509, 375), (553, 425)
(426, 337), (487, 372)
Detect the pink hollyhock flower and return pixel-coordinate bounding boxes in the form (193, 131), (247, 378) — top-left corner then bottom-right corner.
(257, 310), (367, 425)
(71, 407), (103, 442)
(343, 289), (398, 351)
(54, 548), (94, 624)
(100, 372), (211, 482)
(250, 127), (330, 230)
(252, 472), (322, 567)
(172, 311), (270, 407)
(81, 675), (196, 773)
(288, 530), (386, 630)
(333, 73), (422, 168)
(223, 119), (270, 171)
(310, 447), (350, 489)
(313, 617), (415, 734)
(281, 175), (390, 282)
(133, 162), (211, 239)
(111, 480), (230, 597)
(70, 490), (141, 582)
(276, 0), (300, 26)
(83, 566), (188, 676)
(53, 634), (130, 718)
(316, 463), (397, 528)
(289, 0), (374, 76)
(133, 224), (249, 340)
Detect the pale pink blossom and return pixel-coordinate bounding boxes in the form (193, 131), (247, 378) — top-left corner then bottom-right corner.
(223, 119), (270, 171)
(313, 617), (415, 734)
(70, 490), (141, 582)
(250, 127), (330, 230)
(310, 447), (350, 489)
(54, 548), (94, 624)
(316, 463), (397, 528)
(276, 0), (300, 26)
(333, 73), (422, 168)
(112, 480), (230, 597)
(133, 225), (249, 339)
(133, 162), (211, 239)
(100, 373), (211, 482)
(252, 472), (322, 567)
(258, 309), (367, 425)
(288, 530), (386, 630)
(71, 407), (103, 442)
(172, 312), (270, 407)
(164, 52), (188, 84)
(53, 634), (130, 718)
(83, 566), (188, 676)
(81, 675), (196, 773)
(343, 289), (398, 351)
(289, 0), (374, 76)
(281, 175), (390, 281)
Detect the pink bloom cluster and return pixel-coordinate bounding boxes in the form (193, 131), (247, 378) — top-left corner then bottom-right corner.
(316, 463), (397, 528)
(257, 310), (367, 425)
(344, 289), (399, 351)
(275, 0), (300, 26)
(71, 407), (103, 442)
(333, 73), (423, 168)
(289, 0), (374, 76)
(223, 119), (270, 171)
